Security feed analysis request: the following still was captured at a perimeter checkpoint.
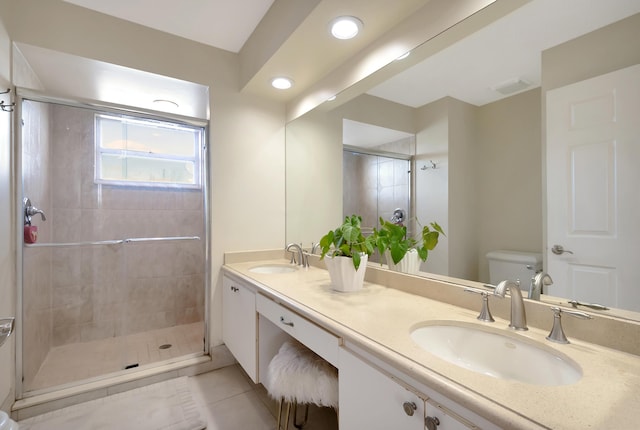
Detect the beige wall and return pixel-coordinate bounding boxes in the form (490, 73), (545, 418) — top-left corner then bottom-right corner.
(415, 98), (450, 275)
(448, 97), (480, 280)
(285, 108), (342, 245)
(542, 13), (640, 93)
(414, 97), (479, 280)
(476, 88), (542, 282)
(0, 0), (286, 402)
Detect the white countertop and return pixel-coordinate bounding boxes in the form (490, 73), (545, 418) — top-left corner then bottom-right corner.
(223, 258), (640, 430)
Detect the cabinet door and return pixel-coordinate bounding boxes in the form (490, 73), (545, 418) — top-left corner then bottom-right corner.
(222, 275), (257, 382)
(425, 399), (480, 430)
(339, 348), (424, 430)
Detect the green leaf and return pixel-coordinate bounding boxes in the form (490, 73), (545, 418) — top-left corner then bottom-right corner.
(352, 252), (361, 270)
(390, 242), (408, 264)
(423, 231), (439, 250)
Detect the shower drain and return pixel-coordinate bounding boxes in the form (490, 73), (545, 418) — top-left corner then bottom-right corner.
(159, 343), (172, 350)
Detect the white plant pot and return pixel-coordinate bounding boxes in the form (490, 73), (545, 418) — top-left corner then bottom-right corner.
(324, 254), (368, 292)
(385, 249), (421, 275)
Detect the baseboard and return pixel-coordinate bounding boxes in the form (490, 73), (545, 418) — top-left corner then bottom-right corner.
(1, 389), (14, 413)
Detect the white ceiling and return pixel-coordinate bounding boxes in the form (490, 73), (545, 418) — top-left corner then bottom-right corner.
(62, 0), (275, 53)
(369, 0), (640, 108)
(59, 0), (429, 103)
(28, 0), (640, 116)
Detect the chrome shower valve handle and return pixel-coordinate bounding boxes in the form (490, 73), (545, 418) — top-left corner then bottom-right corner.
(23, 197), (47, 224)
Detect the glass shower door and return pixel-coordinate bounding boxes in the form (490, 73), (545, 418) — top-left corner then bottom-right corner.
(19, 98), (207, 395)
(343, 150), (411, 262)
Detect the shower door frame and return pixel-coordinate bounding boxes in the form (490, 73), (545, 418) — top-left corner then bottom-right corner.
(342, 144), (416, 233)
(13, 89), (211, 399)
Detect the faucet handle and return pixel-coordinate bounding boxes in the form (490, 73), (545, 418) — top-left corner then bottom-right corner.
(464, 288), (495, 322)
(546, 306), (592, 344)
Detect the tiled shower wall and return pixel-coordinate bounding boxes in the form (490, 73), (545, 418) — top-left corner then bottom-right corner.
(343, 147), (411, 231)
(21, 101), (205, 389)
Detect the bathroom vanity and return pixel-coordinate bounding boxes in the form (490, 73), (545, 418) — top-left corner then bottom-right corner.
(222, 251), (640, 429)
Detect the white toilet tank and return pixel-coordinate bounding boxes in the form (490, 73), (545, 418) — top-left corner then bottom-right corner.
(486, 250), (542, 288)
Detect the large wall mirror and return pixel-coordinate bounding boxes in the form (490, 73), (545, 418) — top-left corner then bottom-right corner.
(286, 0), (640, 319)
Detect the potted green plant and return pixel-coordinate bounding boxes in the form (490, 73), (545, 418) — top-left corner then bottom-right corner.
(319, 215), (375, 291)
(373, 217), (445, 274)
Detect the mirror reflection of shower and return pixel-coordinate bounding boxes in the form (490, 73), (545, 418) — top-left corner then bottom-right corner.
(342, 119), (415, 262)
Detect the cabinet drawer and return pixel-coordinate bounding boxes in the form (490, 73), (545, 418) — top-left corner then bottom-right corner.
(257, 294), (340, 366)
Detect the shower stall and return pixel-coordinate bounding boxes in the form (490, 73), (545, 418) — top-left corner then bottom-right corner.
(17, 96), (209, 397)
(343, 149), (412, 232)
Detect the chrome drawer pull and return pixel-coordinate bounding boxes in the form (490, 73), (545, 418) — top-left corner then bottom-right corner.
(280, 316), (294, 327)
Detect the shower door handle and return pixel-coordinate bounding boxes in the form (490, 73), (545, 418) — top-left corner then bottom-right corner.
(23, 197), (47, 224)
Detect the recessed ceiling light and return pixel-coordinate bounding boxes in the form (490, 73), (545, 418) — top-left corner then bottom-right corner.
(329, 16), (363, 40)
(395, 51), (410, 61)
(271, 77), (294, 90)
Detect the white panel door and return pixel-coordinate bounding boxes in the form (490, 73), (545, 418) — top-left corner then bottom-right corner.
(546, 64), (640, 311)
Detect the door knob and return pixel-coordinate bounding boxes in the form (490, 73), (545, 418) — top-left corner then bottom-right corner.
(551, 244), (573, 255)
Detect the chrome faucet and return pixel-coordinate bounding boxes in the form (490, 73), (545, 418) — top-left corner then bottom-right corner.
(529, 272), (553, 301)
(286, 243), (307, 267)
(493, 280), (528, 330)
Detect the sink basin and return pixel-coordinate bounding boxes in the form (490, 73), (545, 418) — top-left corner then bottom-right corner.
(249, 264), (298, 274)
(410, 322), (582, 386)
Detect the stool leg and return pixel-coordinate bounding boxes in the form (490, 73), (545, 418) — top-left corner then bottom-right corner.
(276, 398), (294, 430)
(284, 401), (292, 430)
(276, 398), (284, 430)
(292, 403), (309, 429)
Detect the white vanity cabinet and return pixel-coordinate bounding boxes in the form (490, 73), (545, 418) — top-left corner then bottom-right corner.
(256, 293), (340, 366)
(222, 274), (258, 382)
(340, 347), (426, 430)
(339, 347), (491, 430)
(425, 399), (479, 430)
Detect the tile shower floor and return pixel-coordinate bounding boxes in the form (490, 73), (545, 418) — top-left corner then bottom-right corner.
(28, 322), (204, 391)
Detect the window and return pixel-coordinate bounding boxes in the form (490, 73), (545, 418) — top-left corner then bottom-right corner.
(95, 114), (204, 188)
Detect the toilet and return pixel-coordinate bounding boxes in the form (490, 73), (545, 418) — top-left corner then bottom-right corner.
(0, 411), (18, 430)
(486, 250), (542, 297)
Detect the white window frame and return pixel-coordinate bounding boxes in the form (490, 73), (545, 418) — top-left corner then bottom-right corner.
(95, 113), (204, 189)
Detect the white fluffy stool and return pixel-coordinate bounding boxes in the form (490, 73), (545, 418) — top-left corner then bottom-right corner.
(265, 339), (338, 430)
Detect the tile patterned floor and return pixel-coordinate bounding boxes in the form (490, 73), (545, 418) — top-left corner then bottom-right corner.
(19, 364), (339, 429)
(189, 364), (339, 430)
(28, 322), (205, 391)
